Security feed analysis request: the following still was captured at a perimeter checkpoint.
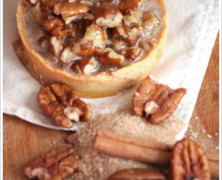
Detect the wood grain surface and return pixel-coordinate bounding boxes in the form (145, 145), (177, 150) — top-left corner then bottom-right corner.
(3, 34), (219, 180)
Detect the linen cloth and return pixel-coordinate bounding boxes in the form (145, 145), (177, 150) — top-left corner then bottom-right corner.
(3, 0), (219, 139)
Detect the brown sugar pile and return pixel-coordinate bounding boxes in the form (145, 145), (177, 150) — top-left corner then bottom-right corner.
(66, 110), (185, 179)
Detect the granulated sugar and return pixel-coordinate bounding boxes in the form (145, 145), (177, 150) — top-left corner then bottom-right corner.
(66, 110), (185, 179)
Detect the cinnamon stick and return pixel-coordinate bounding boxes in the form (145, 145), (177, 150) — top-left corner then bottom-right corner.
(93, 130), (219, 178)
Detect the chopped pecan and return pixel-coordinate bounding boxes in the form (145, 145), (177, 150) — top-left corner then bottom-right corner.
(60, 46), (77, 63)
(97, 48), (125, 66)
(38, 83), (92, 128)
(83, 23), (109, 48)
(64, 22), (78, 38)
(122, 47), (143, 61)
(72, 57), (99, 75)
(24, 147), (78, 180)
(119, 0), (143, 14)
(95, 3), (122, 28)
(133, 76), (186, 124)
(44, 0), (64, 9)
(44, 17), (66, 37)
(112, 38), (127, 51)
(114, 22), (142, 47)
(25, 0), (38, 5)
(123, 10), (142, 27)
(142, 11), (160, 38)
(73, 41), (96, 56)
(54, 2), (89, 24)
(49, 36), (64, 57)
(107, 168), (166, 180)
(127, 25), (142, 47)
(171, 138), (211, 180)
(38, 37), (49, 48)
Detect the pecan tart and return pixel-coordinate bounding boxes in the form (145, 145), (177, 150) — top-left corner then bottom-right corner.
(16, 0), (168, 97)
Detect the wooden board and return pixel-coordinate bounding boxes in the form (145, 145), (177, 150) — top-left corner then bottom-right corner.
(3, 34), (219, 179)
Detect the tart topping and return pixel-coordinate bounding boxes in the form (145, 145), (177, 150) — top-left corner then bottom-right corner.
(24, 0), (163, 74)
(38, 83), (92, 128)
(24, 147), (78, 180)
(133, 76), (187, 124)
(171, 138), (211, 180)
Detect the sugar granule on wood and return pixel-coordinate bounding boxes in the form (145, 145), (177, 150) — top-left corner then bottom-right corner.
(66, 110), (186, 179)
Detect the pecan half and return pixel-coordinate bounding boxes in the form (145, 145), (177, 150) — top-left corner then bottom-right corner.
(107, 168), (166, 180)
(171, 138), (211, 180)
(133, 76), (186, 124)
(24, 147), (78, 180)
(95, 3), (122, 28)
(38, 83), (92, 128)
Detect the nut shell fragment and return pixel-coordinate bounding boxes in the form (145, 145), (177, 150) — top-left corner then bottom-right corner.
(171, 138), (211, 180)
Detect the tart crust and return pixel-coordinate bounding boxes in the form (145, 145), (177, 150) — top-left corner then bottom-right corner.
(16, 0), (168, 98)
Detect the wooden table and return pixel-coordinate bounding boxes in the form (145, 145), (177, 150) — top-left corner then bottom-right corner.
(3, 34), (219, 180)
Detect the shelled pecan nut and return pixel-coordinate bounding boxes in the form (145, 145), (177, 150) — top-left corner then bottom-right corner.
(24, 147), (78, 180)
(133, 76), (186, 124)
(171, 138), (211, 180)
(38, 83), (92, 128)
(107, 168), (166, 180)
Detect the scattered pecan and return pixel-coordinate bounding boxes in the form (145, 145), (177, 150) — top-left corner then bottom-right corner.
(119, 0), (143, 14)
(24, 147), (78, 180)
(107, 168), (166, 180)
(95, 3), (122, 28)
(38, 83), (92, 128)
(71, 57), (99, 75)
(97, 48), (125, 66)
(133, 76), (186, 124)
(54, 2), (89, 24)
(171, 138), (211, 180)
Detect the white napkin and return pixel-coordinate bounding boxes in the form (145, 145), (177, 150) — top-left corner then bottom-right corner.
(3, 0), (219, 139)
